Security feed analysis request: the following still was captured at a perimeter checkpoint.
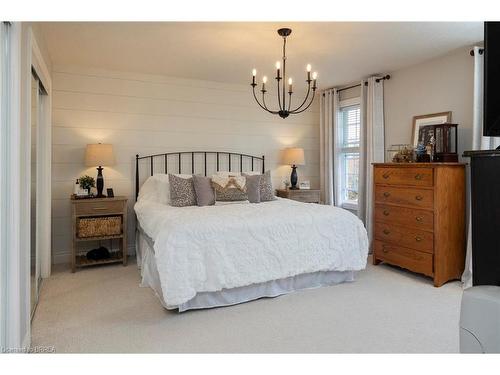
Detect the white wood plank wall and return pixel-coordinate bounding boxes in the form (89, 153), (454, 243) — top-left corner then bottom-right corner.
(51, 65), (320, 264)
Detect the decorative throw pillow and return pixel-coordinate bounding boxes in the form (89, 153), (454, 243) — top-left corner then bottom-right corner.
(192, 175), (215, 207)
(245, 174), (261, 203)
(211, 175), (248, 201)
(243, 170), (276, 202)
(259, 170), (276, 202)
(169, 174), (197, 207)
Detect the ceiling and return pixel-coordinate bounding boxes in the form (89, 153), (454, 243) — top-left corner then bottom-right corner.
(38, 22), (483, 88)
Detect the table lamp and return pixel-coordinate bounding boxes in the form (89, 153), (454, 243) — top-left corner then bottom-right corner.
(283, 147), (305, 190)
(85, 143), (115, 198)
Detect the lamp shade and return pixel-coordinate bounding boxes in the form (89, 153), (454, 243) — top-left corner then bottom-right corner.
(85, 143), (116, 167)
(283, 147), (305, 166)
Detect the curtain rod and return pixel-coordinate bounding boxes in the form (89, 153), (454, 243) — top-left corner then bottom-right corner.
(322, 75), (391, 96)
(470, 48), (484, 56)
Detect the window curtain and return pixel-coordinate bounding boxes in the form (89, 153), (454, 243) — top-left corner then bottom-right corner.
(320, 88), (341, 205)
(358, 77), (386, 244)
(462, 46), (500, 288)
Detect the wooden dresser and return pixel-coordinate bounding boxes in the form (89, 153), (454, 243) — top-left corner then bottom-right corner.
(372, 163), (466, 286)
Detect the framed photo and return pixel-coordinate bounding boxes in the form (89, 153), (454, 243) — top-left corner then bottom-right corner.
(412, 111), (452, 147)
(106, 188), (114, 198)
(299, 181), (311, 190)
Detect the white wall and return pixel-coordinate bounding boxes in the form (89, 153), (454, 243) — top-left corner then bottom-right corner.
(384, 46), (474, 158)
(51, 65), (320, 264)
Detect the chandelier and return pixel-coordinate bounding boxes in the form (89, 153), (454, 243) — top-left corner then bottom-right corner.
(251, 28), (317, 119)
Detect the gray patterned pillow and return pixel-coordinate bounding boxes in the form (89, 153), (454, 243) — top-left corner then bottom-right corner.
(259, 170), (276, 201)
(169, 174), (197, 207)
(244, 170), (276, 202)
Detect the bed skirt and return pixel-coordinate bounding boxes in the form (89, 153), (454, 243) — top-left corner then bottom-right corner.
(136, 228), (355, 312)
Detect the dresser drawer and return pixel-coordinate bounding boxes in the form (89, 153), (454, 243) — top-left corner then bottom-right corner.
(374, 185), (434, 209)
(375, 204), (434, 231)
(374, 240), (433, 277)
(74, 200), (125, 215)
(374, 167), (433, 187)
(375, 222), (433, 253)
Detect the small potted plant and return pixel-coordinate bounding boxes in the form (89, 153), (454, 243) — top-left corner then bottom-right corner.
(79, 175), (95, 196)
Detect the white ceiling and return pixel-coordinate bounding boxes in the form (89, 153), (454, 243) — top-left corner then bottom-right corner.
(38, 22), (483, 88)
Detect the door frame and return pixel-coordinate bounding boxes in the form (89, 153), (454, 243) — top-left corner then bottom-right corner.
(0, 22), (52, 351)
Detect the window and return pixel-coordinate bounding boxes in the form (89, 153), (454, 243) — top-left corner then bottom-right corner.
(338, 101), (360, 210)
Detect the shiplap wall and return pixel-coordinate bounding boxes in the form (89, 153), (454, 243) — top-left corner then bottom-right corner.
(51, 65), (320, 264)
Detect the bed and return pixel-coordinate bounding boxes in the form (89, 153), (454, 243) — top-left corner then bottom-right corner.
(134, 151), (369, 312)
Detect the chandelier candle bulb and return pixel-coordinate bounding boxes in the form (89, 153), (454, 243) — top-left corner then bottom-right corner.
(306, 64), (311, 81)
(276, 61), (281, 79)
(288, 78), (293, 93)
(262, 76), (267, 91)
(252, 69), (257, 85)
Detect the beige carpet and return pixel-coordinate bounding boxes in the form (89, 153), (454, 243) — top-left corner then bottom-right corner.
(31, 257), (463, 353)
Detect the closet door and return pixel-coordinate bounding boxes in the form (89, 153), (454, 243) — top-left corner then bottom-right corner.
(30, 71), (41, 317)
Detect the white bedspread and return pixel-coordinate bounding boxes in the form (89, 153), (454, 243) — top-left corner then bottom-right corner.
(134, 198), (368, 307)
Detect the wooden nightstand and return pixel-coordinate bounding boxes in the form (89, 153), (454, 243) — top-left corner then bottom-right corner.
(276, 189), (321, 203)
(71, 196), (128, 272)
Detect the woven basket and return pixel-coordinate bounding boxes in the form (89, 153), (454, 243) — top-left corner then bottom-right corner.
(77, 216), (121, 238)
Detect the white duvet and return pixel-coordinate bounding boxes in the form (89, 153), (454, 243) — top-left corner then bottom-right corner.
(134, 198), (369, 307)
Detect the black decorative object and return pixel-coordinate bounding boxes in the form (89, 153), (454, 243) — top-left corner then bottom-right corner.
(135, 151), (265, 201)
(86, 246), (111, 261)
(251, 28), (318, 119)
(96, 166), (105, 198)
(417, 123), (458, 162)
(106, 188), (114, 198)
(282, 147), (305, 190)
(290, 166), (298, 190)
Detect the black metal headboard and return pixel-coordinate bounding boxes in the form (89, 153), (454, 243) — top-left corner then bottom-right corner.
(135, 151), (265, 200)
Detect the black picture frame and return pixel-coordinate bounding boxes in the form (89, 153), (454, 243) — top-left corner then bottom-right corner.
(106, 188), (114, 198)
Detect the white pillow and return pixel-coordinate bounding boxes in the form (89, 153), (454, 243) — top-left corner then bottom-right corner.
(138, 173), (192, 204)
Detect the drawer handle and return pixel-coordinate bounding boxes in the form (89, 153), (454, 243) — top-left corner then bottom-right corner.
(382, 245), (388, 253)
(383, 229), (390, 235)
(415, 195), (423, 201)
(415, 174), (423, 180)
(383, 210), (390, 216)
(415, 216), (423, 222)
(382, 173), (390, 179)
(92, 207), (108, 211)
(415, 236), (423, 242)
(383, 192), (391, 198)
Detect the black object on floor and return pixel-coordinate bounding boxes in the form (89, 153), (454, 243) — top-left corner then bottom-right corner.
(86, 246), (111, 261)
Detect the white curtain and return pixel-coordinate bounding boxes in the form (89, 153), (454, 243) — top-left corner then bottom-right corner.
(358, 77), (386, 244)
(320, 89), (340, 205)
(462, 46), (500, 288)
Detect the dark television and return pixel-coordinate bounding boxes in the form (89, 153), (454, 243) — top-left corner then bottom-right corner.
(484, 21), (500, 137)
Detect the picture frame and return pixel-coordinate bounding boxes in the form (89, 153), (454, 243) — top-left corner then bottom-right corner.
(106, 188), (114, 198)
(299, 181), (311, 190)
(412, 111), (452, 147)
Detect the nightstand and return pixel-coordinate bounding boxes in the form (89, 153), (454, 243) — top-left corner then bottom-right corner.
(276, 189), (321, 203)
(71, 196), (128, 272)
